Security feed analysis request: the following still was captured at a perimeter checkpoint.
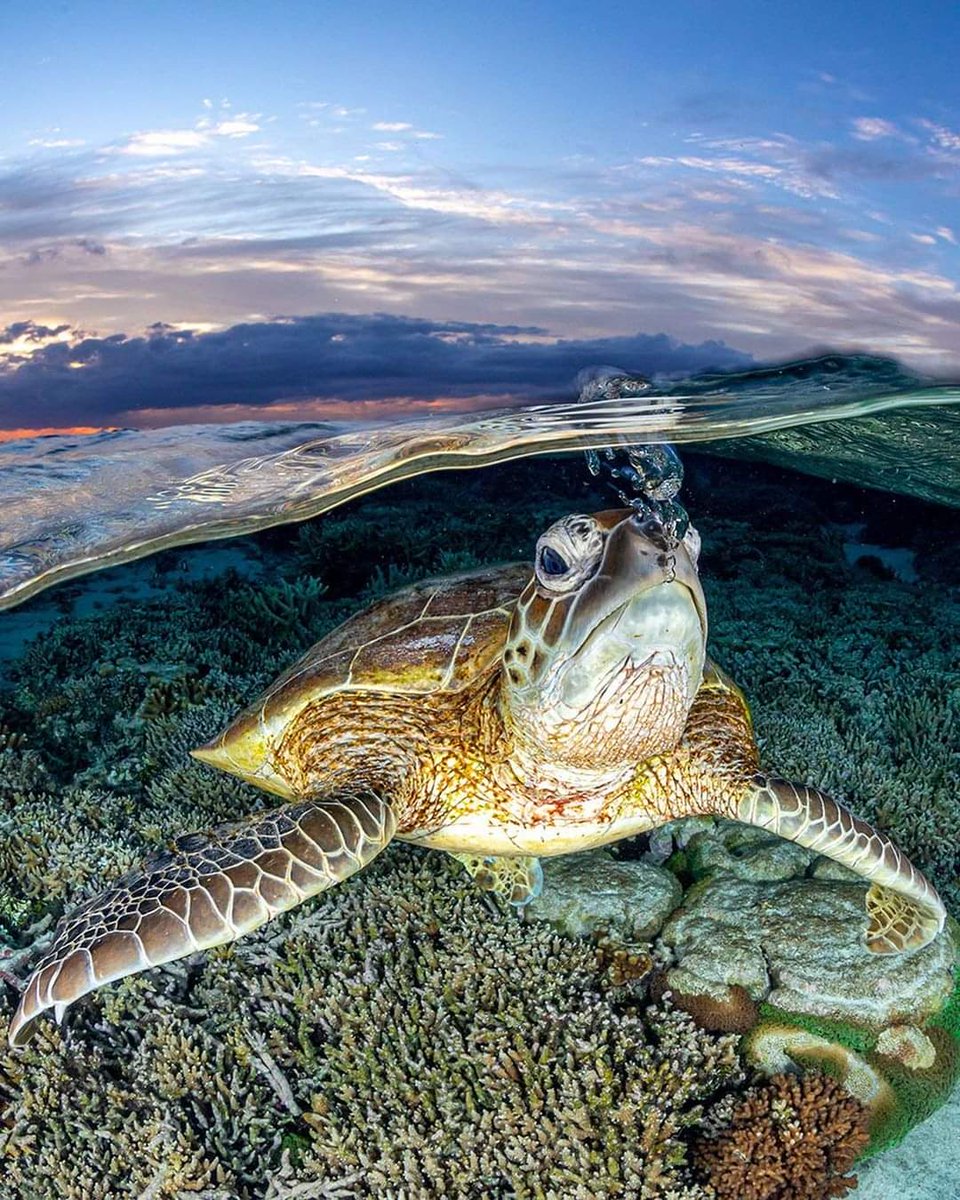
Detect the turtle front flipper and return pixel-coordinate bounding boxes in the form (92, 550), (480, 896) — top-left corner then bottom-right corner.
(740, 776), (946, 954)
(8, 792), (396, 1048)
(449, 852), (544, 907)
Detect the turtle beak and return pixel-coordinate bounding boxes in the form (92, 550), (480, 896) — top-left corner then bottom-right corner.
(565, 512), (707, 652)
(626, 514), (707, 638)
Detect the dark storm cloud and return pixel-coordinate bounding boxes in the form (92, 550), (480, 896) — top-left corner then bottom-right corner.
(0, 312), (750, 429)
(0, 321), (71, 345)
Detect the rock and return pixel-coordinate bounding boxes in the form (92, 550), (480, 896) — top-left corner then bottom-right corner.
(662, 876), (771, 1000)
(685, 824), (814, 883)
(528, 852), (682, 943)
(810, 857), (862, 882)
(660, 873), (957, 1029)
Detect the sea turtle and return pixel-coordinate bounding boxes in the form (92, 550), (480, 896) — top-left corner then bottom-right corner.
(8, 509), (946, 1046)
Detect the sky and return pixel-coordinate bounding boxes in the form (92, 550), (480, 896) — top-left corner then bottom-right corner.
(1, 0), (958, 437)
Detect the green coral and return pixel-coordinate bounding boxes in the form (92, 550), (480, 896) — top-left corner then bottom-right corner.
(756, 1003), (876, 1057)
(752, 972), (960, 1156)
(931, 964), (960, 1042)
(868, 1026), (959, 1154)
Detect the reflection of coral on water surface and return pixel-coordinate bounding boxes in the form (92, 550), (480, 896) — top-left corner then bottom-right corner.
(0, 455), (958, 1198)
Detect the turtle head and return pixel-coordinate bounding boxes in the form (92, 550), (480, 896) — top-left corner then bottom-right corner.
(501, 509), (706, 770)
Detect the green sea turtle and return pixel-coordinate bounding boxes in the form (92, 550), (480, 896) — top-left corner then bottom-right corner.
(8, 509), (946, 1047)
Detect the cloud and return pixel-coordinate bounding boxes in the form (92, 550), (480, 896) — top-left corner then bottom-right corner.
(641, 135), (841, 200)
(118, 112), (261, 156)
(28, 137), (86, 149)
(121, 129), (210, 156)
(0, 312), (750, 430)
(370, 120), (442, 140)
(803, 142), (949, 183)
(0, 319), (76, 366)
(24, 238), (107, 266)
(203, 118), (260, 137)
(0, 320), (71, 345)
(851, 117), (901, 141)
(917, 119), (960, 153)
(2, 101), (960, 384)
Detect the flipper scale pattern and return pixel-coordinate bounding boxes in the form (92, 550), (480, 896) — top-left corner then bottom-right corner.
(741, 776), (945, 954)
(8, 792), (395, 1047)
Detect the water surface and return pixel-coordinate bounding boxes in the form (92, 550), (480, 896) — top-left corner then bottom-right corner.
(2, 353), (958, 611)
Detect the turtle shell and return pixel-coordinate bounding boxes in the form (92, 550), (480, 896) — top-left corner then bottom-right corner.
(257, 561), (530, 725)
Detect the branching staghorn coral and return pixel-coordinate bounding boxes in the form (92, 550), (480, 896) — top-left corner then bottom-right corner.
(1, 848), (745, 1199)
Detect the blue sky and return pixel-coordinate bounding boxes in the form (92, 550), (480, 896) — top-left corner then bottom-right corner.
(1, 0), (958, 433)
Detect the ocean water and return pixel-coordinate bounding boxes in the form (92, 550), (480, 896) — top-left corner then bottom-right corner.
(0, 355), (958, 1198)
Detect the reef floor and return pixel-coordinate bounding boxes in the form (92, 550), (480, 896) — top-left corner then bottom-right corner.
(0, 454), (957, 1198)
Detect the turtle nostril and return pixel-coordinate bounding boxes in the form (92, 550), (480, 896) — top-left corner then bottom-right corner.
(634, 516), (673, 551)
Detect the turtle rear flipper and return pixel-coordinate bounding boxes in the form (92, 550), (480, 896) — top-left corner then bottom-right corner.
(448, 852), (544, 907)
(8, 792), (396, 1048)
(740, 776), (945, 954)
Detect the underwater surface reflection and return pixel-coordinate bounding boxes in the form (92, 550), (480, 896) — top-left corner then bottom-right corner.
(1, 354), (959, 612)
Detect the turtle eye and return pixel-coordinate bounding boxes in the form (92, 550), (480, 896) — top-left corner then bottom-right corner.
(534, 514), (604, 593)
(538, 545), (569, 577)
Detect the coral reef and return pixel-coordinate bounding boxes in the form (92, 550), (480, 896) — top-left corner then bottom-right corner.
(743, 965), (960, 1157)
(657, 853), (957, 1031)
(531, 830), (959, 1148)
(744, 1025), (896, 1133)
(692, 1071), (871, 1200)
(650, 975), (759, 1035)
(0, 453), (957, 1195)
(696, 514), (960, 919)
(0, 849), (743, 1199)
(528, 852), (682, 943)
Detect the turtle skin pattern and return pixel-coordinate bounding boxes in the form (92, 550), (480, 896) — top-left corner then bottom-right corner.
(9, 792), (395, 1047)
